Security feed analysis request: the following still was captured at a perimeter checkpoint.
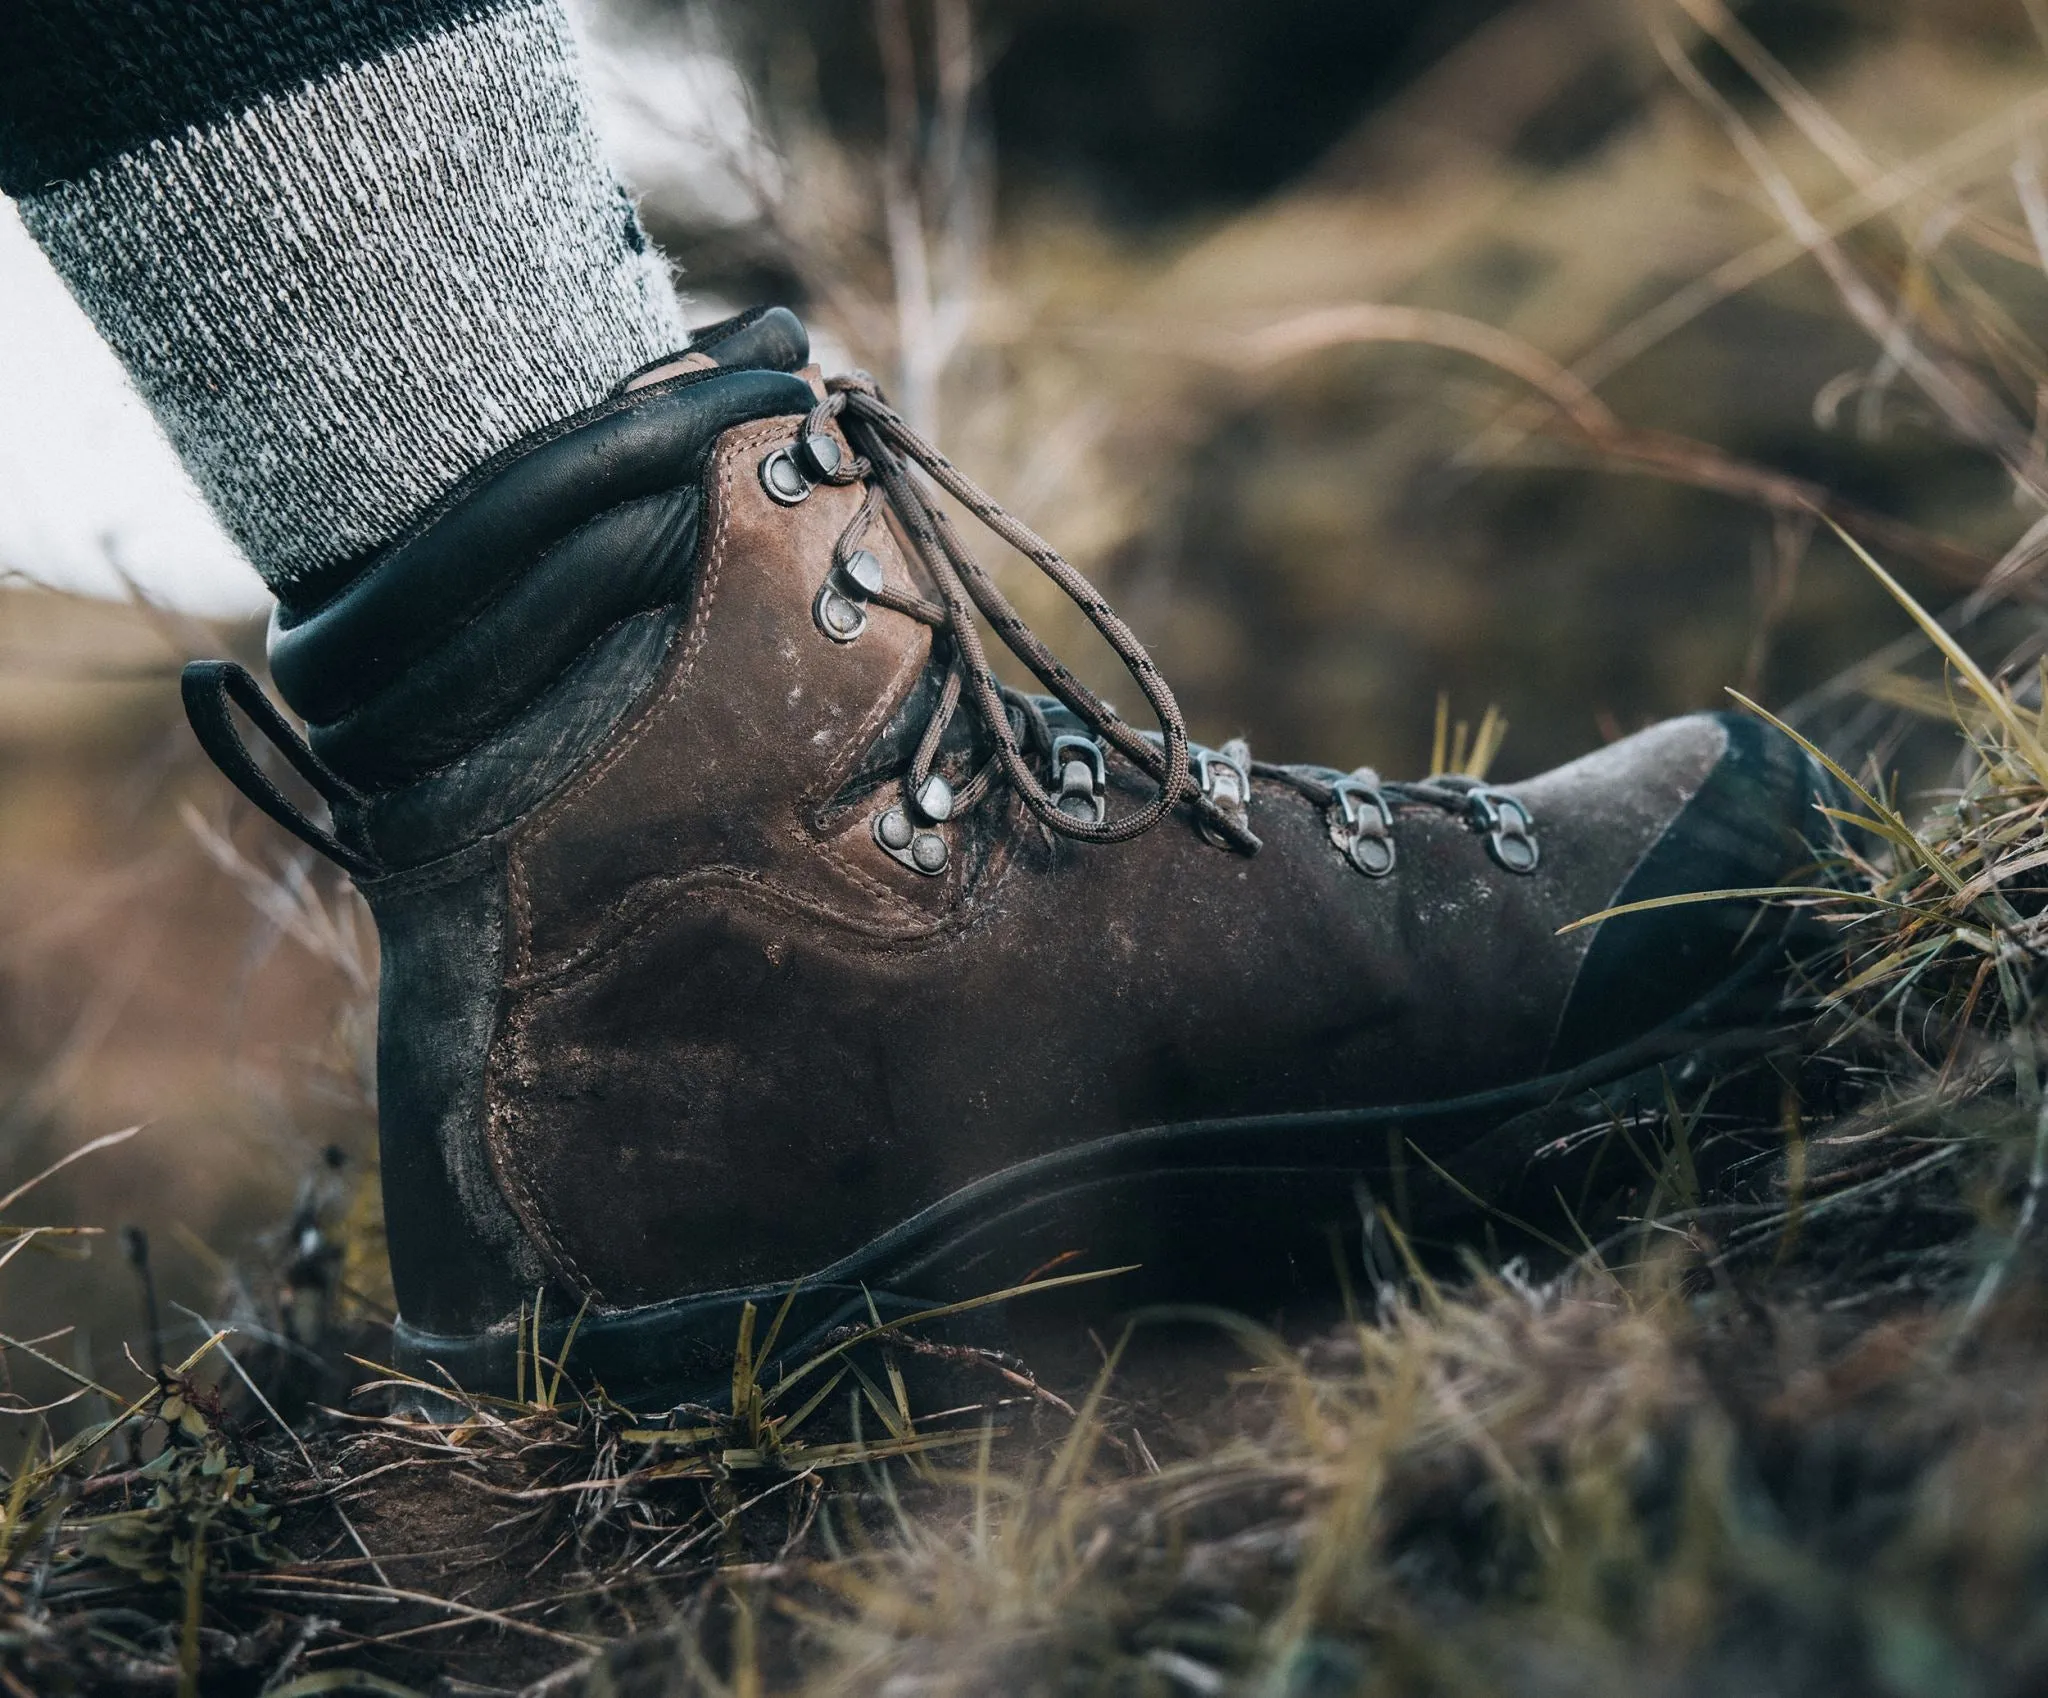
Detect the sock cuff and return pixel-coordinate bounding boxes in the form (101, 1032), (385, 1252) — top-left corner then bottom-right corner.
(14, 0), (690, 601)
(0, 1), (508, 197)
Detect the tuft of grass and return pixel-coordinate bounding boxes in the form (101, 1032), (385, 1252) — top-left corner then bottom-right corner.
(0, 1145), (1131, 1696)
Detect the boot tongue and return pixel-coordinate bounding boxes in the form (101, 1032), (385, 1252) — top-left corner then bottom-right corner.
(690, 305), (811, 372)
(621, 350), (719, 390)
(617, 305), (814, 392)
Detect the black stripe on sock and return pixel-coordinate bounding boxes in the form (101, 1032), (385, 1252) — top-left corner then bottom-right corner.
(1, 0), (514, 196)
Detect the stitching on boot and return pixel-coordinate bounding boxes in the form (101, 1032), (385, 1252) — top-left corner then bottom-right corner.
(487, 417), (908, 1290)
(801, 627), (951, 918)
(501, 864), (968, 995)
(791, 463), (1023, 919)
(484, 409), (765, 1298)
(506, 855), (948, 991)
(356, 832), (503, 903)
(793, 517), (942, 922)
(498, 418), (758, 983)
(806, 623), (932, 810)
(505, 415), (784, 905)
(802, 451), (931, 809)
(809, 838), (935, 919)
(503, 854), (1019, 1001)
(507, 415), (938, 970)
(506, 852), (536, 982)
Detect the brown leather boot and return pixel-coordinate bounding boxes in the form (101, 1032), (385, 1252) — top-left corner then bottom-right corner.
(185, 308), (1837, 1403)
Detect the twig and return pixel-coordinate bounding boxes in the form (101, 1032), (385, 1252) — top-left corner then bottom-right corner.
(1232, 305), (1998, 587)
(243, 1573), (597, 1652)
(889, 1334), (1081, 1420)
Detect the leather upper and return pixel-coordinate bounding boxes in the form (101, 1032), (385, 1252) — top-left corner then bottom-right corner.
(464, 407), (1817, 1308)
(281, 319), (1835, 1336)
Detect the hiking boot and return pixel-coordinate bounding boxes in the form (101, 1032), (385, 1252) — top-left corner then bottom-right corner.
(184, 306), (1838, 1404)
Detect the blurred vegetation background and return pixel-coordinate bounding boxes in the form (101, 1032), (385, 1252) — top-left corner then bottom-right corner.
(4, 0), (2046, 1388)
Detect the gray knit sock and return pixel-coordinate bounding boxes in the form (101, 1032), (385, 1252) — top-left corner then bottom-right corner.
(9, 0), (688, 604)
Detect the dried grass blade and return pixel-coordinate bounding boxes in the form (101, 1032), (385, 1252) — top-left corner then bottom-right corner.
(344, 1355), (530, 1416)
(1827, 518), (2048, 775)
(266, 1672), (431, 1697)
(1043, 1323), (1131, 1496)
(1557, 885), (1901, 936)
(0, 1329), (123, 1401)
(0, 1124), (141, 1216)
(845, 1357), (914, 1446)
(757, 1280), (805, 1369)
(250, 1572), (597, 1651)
(760, 1264), (1136, 1407)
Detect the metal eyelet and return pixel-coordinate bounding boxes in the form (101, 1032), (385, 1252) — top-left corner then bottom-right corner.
(796, 433), (844, 481)
(1328, 774), (1396, 878)
(1465, 786), (1539, 875)
(815, 586), (866, 641)
(1050, 734), (1108, 826)
(760, 445), (812, 505)
(875, 803), (949, 876)
(1194, 741), (1251, 848)
(814, 548), (887, 643)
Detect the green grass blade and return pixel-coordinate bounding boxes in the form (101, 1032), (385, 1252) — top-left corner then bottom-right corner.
(1557, 885), (1905, 935)
(758, 1280), (805, 1370)
(1727, 688), (1969, 895)
(543, 1294), (590, 1411)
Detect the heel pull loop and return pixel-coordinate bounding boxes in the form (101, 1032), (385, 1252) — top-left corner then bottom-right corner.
(180, 660), (382, 881)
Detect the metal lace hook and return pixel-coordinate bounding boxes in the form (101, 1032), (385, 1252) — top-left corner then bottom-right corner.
(1465, 786), (1540, 874)
(1328, 773), (1396, 878)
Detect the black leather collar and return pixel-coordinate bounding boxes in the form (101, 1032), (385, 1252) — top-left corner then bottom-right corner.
(267, 365), (816, 789)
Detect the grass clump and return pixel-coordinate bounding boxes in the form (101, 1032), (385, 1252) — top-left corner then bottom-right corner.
(18, 5), (2048, 1694)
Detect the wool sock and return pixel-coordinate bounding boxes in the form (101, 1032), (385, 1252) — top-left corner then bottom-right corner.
(0, 0), (690, 607)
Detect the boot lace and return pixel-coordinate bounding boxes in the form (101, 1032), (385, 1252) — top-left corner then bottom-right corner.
(795, 375), (1537, 874)
(801, 375), (1257, 851)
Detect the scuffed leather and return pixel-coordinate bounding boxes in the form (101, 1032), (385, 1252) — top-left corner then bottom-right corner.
(340, 606), (688, 871)
(309, 490), (698, 786)
(477, 417), (1749, 1308)
(313, 356), (1826, 1335)
(364, 837), (550, 1335)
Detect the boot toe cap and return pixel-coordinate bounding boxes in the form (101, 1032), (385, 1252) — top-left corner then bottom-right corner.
(1546, 709), (1837, 1070)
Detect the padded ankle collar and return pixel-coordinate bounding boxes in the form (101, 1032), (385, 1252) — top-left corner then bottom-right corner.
(267, 364), (815, 790)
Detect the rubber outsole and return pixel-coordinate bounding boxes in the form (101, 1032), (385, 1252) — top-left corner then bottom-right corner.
(389, 1002), (1788, 1410)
